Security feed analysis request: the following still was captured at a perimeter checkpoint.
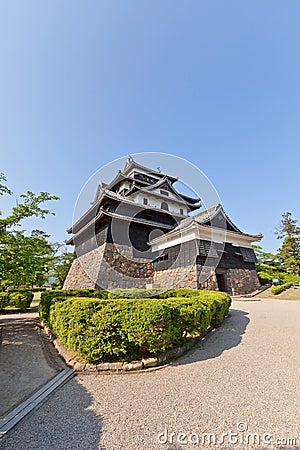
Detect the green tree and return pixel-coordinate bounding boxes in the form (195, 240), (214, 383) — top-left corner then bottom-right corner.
(0, 173), (59, 290)
(276, 212), (300, 276)
(0, 230), (54, 289)
(253, 245), (283, 285)
(253, 245), (280, 272)
(50, 249), (74, 288)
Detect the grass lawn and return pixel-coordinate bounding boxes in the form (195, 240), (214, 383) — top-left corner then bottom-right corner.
(30, 291), (41, 308)
(256, 287), (300, 300)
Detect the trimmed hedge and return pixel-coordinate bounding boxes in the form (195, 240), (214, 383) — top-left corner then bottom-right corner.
(108, 288), (203, 299)
(0, 292), (10, 310)
(156, 288), (202, 299)
(106, 288), (230, 326)
(271, 282), (293, 295)
(9, 287), (46, 293)
(9, 292), (33, 309)
(39, 287), (230, 324)
(109, 288), (164, 299)
(48, 291), (231, 363)
(0, 291), (33, 310)
(39, 288), (110, 323)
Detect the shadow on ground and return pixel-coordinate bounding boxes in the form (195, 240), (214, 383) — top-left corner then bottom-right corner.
(171, 308), (249, 367)
(0, 313), (64, 418)
(0, 306), (38, 315)
(1, 377), (102, 450)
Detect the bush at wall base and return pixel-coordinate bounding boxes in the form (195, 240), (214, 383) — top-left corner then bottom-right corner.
(47, 290), (231, 363)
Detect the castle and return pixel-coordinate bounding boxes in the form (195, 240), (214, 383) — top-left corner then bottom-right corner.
(64, 158), (262, 295)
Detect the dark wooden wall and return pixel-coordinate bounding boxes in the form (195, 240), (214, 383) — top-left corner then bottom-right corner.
(154, 240), (256, 271)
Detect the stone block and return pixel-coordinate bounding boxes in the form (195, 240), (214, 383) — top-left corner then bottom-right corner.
(73, 362), (86, 371)
(142, 357), (158, 368)
(96, 363), (110, 371)
(109, 362), (125, 371)
(124, 361), (143, 371)
(85, 363), (98, 372)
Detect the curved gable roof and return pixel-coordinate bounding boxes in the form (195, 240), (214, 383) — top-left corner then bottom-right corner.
(194, 204), (242, 233)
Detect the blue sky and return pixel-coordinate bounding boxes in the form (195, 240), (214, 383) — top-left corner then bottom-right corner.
(1, 1), (300, 252)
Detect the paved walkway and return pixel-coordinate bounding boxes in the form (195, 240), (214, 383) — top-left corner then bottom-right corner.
(0, 310), (65, 418)
(1, 299), (300, 449)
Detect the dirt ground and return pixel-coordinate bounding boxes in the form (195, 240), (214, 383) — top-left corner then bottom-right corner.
(0, 309), (66, 418)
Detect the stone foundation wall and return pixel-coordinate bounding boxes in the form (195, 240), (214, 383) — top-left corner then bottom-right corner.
(95, 242), (153, 289)
(63, 243), (153, 290)
(63, 246), (105, 289)
(64, 245), (261, 294)
(225, 268), (260, 295)
(63, 258), (96, 289)
(153, 265), (198, 289)
(103, 244), (153, 280)
(197, 272), (219, 290)
(196, 265), (218, 290)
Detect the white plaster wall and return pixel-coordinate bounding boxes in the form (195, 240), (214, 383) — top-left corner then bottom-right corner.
(118, 181), (131, 192)
(130, 191), (187, 216)
(151, 226), (257, 252)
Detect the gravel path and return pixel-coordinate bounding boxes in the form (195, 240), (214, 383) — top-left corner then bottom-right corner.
(0, 311), (63, 418)
(1, 299), (300, 450)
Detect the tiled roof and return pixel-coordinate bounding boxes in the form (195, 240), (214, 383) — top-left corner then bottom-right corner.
(168, 204), (262, 238)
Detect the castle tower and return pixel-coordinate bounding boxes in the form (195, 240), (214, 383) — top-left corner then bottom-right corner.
(64, 158), (200, 290)
(64, 157), (262, 294)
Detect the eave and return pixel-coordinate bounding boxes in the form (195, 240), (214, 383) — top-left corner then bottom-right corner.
(65, 208), (174, 246)
(143, 177), (200, 204)
(103, 190), (189, 218)
(67, 186), (190, 235)
(180, 193), (201, 204)
(150, 218), (262, 252)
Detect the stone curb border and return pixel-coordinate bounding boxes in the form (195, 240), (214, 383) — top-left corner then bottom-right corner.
(41, 318), (226, 373)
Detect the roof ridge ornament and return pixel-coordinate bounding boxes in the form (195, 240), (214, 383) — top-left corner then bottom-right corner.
(126, 155), (134, 165)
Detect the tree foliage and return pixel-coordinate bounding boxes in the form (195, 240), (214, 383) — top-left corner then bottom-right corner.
(0, 173), (59, 290)
(253, 245), (281, 273)
(254, 212), (300, 284)
(253, 245), (283, 285)
(276, 212), (300, 276)
(0, 173), (59, 239)
(0, 230), (54, 289)
(50, 250), (74, 288)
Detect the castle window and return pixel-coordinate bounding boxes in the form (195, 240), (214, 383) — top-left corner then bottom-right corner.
(143, 198), (148, 205)
(180, 208), (184, 215)
(199, 241), (218, 258)
(160, 189), (169, 196)
(161, 202), (169, 211)
(155, 254), (168, 263)
(239, 247), (257, 263)
(133, 172), (158, 185)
